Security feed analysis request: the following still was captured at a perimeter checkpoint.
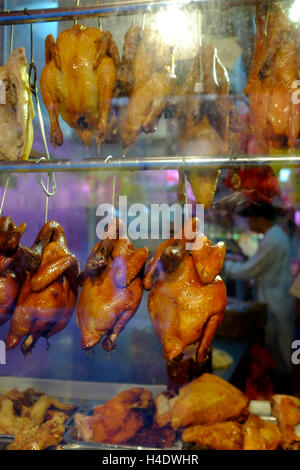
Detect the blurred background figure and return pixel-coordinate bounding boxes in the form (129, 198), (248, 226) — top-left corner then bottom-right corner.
(225, 202), (295, 392)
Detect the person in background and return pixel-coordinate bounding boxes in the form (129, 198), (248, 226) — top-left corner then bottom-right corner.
(225, 202), (295, 392)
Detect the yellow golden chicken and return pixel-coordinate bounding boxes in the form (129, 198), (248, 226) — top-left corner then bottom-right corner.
(143, 218), (227, 364)
(245, 3), (300, 153)
(116, 26), (174, 150)
(40, 24), (120, 148)
(242, 415), (283, 450)
(76, 218), (148, 351)
(6, 221), (79, 355)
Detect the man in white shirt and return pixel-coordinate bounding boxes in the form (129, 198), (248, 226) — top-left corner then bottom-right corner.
(225, 202), (295, 381)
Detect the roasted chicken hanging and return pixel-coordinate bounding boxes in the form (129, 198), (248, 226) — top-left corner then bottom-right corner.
(40, 24), (120, 149)
(76, 218), (148, 351)
(143, 218), (227, 364)
(244, 3), (300, 153)
(6, 221), (79, 355)
(116, 25), (175, 149)
(0, 48), (34, 160)
(173, 45), (251, 209)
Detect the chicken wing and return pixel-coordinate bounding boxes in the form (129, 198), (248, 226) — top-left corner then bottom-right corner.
(182, 421), (243, 450)
(76, 218), (148, 351)
(271, 394), (300, 447)
(143, 218), (226, 364)
(40, 24), (120, 149)
(6, 221), (79, 354)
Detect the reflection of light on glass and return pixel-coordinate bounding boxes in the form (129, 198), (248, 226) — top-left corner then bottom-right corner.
(166, 170), (179, 184)
(289, 0), (300, 22)
(279, 168), (291, 183)
(295, 210), (300, 226)
(154, 7), (195, 50)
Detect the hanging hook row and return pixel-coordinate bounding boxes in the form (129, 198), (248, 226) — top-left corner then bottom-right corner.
(28, 23), (56, 202)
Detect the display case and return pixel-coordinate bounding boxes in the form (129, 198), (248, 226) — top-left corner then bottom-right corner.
(0, 0), (299, 451)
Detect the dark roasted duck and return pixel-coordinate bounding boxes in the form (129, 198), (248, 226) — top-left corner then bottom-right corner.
(76, 218), (148, 351)
(143, 218), (227, 364)
(6, 221), (79, 354)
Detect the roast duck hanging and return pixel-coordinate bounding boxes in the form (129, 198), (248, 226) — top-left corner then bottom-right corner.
(6, 221), (79, 355)
(143, 218), (227, 364)
(76, 218), (148, 352)
(40, 24), (120, 149)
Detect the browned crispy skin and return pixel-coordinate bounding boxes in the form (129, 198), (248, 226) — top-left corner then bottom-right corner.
(74, 387), (153, 445)
(271, 394), (300, 447)
(7, 413), (67, 450)
(143, 218), (227, 363)
(76, 219), (148, 351)
(169, 373), (249, 430)
(182, 421), (243, 450)
(243, 415), (283, 450)
(6, 221), (79, 354)
(40, 24), (120, 148)
(245, 3), (300, 152)
(117, 27), (174, 149)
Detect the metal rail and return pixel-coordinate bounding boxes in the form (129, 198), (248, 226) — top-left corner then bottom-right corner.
(0, 0), (275, 25)
(0, 154), (298, 173)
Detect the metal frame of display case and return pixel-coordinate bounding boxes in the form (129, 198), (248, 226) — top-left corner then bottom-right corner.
(0, 0), (298, 172)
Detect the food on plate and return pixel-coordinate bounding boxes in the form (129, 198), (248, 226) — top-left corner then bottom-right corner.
(40, 24), (120, 148)
(6, 221), (79, 354)
(143, 218), (227, 364)
(73, 387), (154, 445)
(76, 218), (148, 351)
(242, 414), (283, 450)
(7, 412), (67, 450)
(174, 45), (251, 209)
(164, 373), (248, 430)
(116, 25), (174, 149)
(244, 3), (300, 153)
(0, 387), (76, 438)
(271, 394), (300, 448)
(0, 48), (34, 161)
(182, 421), (243, 450)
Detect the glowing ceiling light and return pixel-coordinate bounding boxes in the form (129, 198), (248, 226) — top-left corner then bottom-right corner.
(154, 7), (196, 51)
(289, 0), (300, 22)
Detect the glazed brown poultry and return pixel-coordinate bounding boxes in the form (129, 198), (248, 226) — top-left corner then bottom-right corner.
(116, 26), (174, 149)
(154, 373), (248, 431)
(174, 45), (251, 209)
(242, 415), (283, 450)
(74, 387), (153, 445)
(0, 217), (26, 326)
(6, 221), (79, 355)
(182, 421), (243, 450)
(244, 3), (300, 152)
(40, 24), (120, 148)
(76, 218), (148, 351)
(271, 394), (300, 447)
(143, 218), (227, 363)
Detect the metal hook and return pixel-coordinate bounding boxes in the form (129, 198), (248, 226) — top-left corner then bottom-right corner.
(29, 24), (57, 209)
(74, 0), (80, 25)
(96, 0), (102, 29)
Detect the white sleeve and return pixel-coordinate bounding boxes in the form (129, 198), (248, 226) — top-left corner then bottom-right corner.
(225, 241), (274, 281)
